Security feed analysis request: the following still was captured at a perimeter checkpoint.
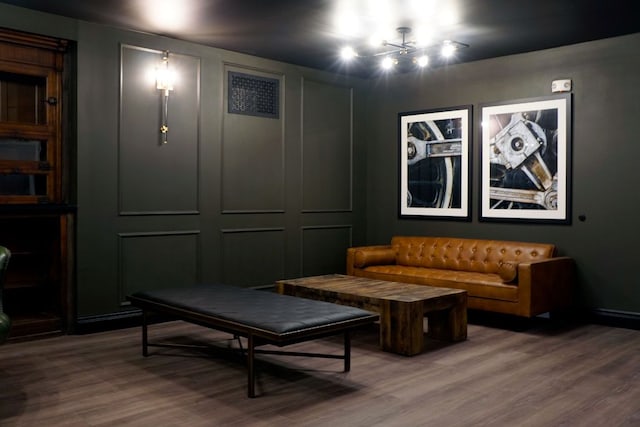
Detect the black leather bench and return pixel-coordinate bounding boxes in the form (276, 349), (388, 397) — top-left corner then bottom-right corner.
(127, 283), (378, 397)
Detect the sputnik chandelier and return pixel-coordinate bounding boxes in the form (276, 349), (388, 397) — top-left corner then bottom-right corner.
(340, 26), (468, 71)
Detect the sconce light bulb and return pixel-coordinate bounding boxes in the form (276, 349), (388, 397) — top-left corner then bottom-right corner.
(156, 51), (175, 92)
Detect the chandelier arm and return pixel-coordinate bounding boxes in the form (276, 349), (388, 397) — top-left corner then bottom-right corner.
(369, 47), (418, 57)
(383, 41), (411, 49)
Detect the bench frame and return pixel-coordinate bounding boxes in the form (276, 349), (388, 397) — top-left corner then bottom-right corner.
(128, 293), (378, 397)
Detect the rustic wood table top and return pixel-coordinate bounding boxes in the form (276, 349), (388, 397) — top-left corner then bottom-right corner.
(277, 274), (466, 302)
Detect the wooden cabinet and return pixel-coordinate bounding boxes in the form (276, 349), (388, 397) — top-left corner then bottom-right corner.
(0, 28), (72, 339)
(0, 213), (72, 337)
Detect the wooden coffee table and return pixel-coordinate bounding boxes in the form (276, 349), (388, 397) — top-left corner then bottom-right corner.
(276, 274), (467, 356)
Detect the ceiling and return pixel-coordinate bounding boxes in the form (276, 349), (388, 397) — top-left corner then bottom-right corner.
(2, 0), (639, 78)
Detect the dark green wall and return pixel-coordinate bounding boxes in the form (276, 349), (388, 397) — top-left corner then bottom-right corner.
(1, 3), (638, 322)
(363, 33), (640, 315)
(0, 4), (368, 322)
(71, 23), (368, 320)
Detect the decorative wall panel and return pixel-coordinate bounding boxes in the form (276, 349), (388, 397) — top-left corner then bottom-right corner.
(119, 45), (200, 215)
(221, 227), (285, 287)
(301, 225), (352, 276)
(118, 230), (200, 305)
(222, 64), (284, 213)
(302, 79), (353, 212)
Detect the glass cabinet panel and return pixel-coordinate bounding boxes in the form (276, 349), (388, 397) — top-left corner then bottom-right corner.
(0, 138), (46, 161)
(0, 174), (47, 195)
(0, 138), (49, 197)
(0, 71), (47, 125)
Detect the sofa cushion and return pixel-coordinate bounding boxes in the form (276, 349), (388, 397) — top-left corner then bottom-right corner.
(497, 261), (517, 282)
(354, 247), (396, 268)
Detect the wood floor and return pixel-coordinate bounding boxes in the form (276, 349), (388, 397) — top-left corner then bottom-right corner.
(0, 316), (639, 426)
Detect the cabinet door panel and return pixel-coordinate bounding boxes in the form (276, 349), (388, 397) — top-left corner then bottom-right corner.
(0, 71), (47, 125)
(0, 55), (61, 203)
(0, 28), (70, 339)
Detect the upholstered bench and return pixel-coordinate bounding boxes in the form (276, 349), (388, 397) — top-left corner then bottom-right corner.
(127, 283), (378, 397)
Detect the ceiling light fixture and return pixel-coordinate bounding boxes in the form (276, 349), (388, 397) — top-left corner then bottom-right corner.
(340, 26), (468, 71)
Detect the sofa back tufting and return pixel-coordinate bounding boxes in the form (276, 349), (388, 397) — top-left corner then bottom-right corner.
(390, 236), (555, 282)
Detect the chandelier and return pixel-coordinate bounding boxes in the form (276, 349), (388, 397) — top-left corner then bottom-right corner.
(340, 26), (468, 71)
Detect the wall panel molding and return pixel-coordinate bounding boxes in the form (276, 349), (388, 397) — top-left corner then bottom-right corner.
(119, 44), (201, 216)
(301, 77), (353, 213)
(117, 230), (201, 306)
(221, 63), (286, 214)
(220, 227), (286, 286)
(300, 224), (352, 276)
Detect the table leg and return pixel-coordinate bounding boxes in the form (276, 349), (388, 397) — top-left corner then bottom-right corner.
(426, 299), (467, 342)
(380, 300), (424, 356)
(142, 310), (148, 357)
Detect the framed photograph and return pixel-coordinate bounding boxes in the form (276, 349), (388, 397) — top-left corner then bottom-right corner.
(480, 94), (571, 223)
(398, 106), (471, 219)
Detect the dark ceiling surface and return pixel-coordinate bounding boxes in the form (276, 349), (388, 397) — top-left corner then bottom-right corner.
(1, 0), (639, 77)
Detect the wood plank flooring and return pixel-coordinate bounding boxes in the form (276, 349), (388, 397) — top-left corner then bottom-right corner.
(0, 317), (639, 426)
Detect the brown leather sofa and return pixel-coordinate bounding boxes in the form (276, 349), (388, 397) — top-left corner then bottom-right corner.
(346, 236), (574, 318)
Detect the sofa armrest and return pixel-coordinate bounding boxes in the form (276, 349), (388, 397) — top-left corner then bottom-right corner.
(516, 256), (575, 316)
(346, 245), (396, 275)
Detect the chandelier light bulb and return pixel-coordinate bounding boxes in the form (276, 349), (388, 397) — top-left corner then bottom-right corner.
(441, 40), (457, 58)
(416, 55), (429, 67)
(340, 46), (358, 60)
(381, 56), (396, 70)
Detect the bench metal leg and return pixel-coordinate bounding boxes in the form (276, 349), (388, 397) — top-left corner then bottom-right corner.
(134, 307), (364, 398)
(247, 334), (256, 398)
(344, 330), (351, 372)
(142, 310), (149, 357)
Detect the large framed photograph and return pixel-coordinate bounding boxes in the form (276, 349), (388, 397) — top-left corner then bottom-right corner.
(399, 106), (471, 219)
(480, 94), (572, 223)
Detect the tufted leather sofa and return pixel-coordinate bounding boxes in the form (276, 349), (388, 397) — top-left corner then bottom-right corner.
(346, 236), (574, 318)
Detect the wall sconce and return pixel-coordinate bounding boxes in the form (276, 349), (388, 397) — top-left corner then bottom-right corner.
(156, 50), (174, 144)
